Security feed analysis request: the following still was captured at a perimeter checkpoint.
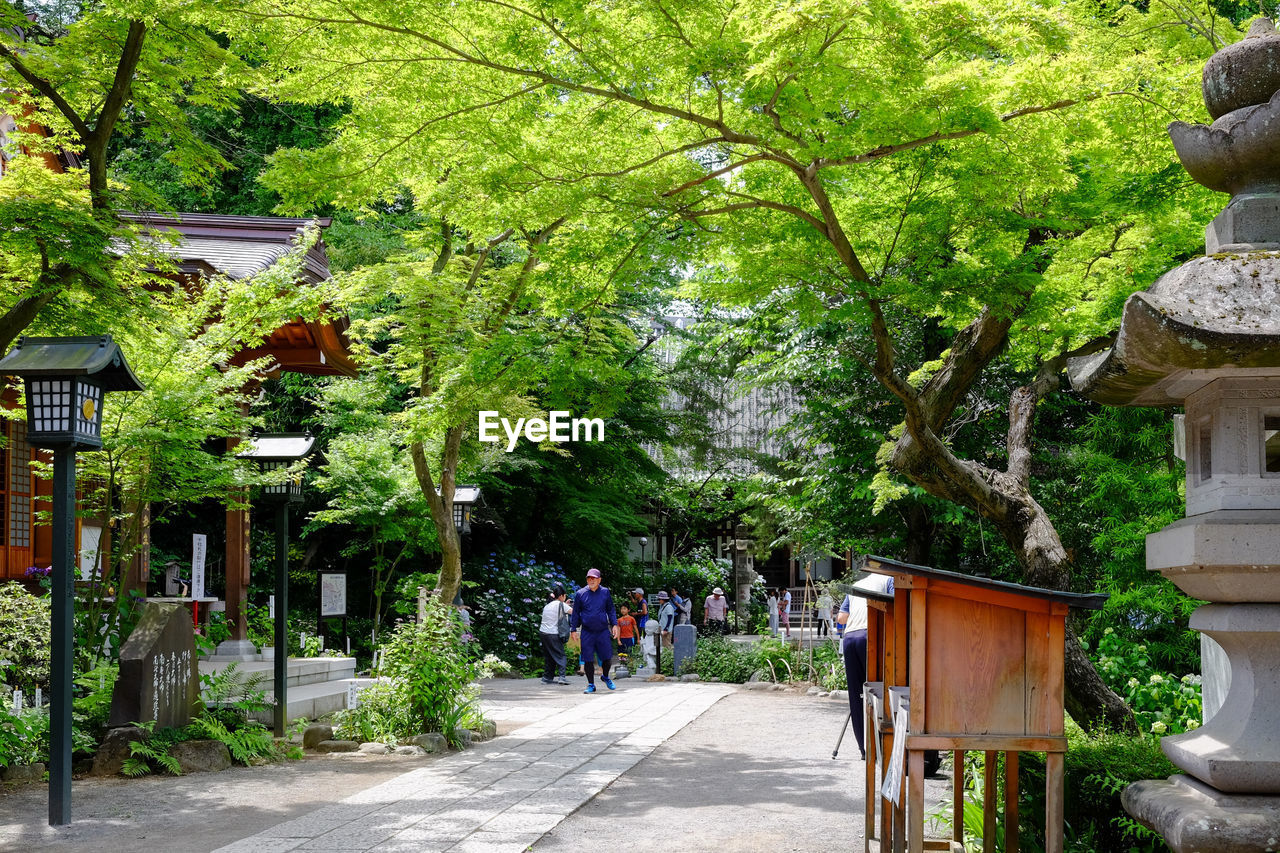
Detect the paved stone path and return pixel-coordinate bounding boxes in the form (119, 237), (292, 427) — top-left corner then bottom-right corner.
(211, 683), (731, 853)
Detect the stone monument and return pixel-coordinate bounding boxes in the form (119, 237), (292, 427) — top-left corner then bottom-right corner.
(1069, 18), (1280, 850)
(107, 602), (201, 729)
(673, 623), (697, 676)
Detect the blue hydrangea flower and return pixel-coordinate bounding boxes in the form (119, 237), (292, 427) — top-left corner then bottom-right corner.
(517, 654), (527, 660)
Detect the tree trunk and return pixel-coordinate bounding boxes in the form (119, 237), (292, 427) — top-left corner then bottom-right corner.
(902, 501), (935, 566)
(885, 353), (1137, 732)
(994, 492), (1136, 732)
(409, 434), (463, 608)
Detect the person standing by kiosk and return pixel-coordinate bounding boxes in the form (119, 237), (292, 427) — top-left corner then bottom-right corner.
(837, 573), (893, 759)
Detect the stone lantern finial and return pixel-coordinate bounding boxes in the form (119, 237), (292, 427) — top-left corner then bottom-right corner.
(1171, 17), (1280, 251)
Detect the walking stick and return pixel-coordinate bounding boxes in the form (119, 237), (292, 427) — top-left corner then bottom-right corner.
(832, 710), (852, 759)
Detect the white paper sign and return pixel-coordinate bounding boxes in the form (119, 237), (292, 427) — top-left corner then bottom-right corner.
(191, 533), (207, 599)
(347, 682), (359, 709)
(268, 594), (275, 619)
(12, 690), (22, 713)
(882, 702), (909, 804)
(320, 574), (347, 617)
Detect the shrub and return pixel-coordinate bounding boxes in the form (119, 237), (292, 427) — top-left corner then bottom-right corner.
(681, 635), (756, 682)
(0, 707), (45, 768)
(752, 638), (801, 682)
(0, 581), (52, 695)
(469, 552), (573, 669)
(333, 681), (413, 743)
(379, 596), (482, 746)
(1006, 721), (1178, 853)
(1090, 627), (1202, 735)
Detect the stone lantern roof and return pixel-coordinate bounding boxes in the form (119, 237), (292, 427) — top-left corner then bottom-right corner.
(1068, 18), (1280, 407)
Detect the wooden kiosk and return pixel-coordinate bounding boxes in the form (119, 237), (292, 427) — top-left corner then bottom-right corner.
(854, 556), (1106, 853)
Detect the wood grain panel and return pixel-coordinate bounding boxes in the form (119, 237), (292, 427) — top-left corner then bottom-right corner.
(924, 596), (1027, 734)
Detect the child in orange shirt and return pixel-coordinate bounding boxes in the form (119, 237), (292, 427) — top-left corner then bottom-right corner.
(617, 605), (638, 655)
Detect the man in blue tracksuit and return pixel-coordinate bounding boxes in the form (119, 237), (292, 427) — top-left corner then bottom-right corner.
(570, 568), (619, 694)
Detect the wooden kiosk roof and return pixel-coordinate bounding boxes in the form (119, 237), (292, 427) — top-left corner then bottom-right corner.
(864, 555), (1108, 610)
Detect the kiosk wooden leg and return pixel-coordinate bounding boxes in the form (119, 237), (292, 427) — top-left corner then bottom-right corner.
(882, 729), (896, 852)
(893, 761), (906, 853)
(982, 751), (998, 852)
(908, 750), (925, 852)
(953, 750), (965, 846)
(1004, 751), (1019, 853)
(1045, 752), (1064, 853)
(866, 707), (878, 853)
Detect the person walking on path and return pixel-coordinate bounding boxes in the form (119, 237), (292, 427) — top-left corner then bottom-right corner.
(570, 568), (619, 693)
(778, 588), (792, 638)
(766, 589), (778, 636)
(629, 588), (649, 638)
(703, 587), (729, 635)
(837, 573), (894, 759)
(538, 584), (571, 685)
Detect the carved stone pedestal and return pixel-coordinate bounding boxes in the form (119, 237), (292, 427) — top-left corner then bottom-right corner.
(1162, 604), (1280, 793)
(1123, 775), (1280, 853)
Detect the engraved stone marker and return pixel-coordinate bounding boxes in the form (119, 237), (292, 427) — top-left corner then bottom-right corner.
(107, 602), (200, 729)
(673, 623), (697, 676)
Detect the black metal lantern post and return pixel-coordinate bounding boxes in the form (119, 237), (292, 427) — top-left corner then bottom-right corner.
(239, 433), (315, 737)
(0, 336), (144, 826)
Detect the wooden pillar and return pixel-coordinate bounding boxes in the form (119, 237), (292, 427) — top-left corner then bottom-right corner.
(983, 750), (998, 851)
(953, 749), (966, 846)
(908, 749), (925, 852)
(225, 486), (250, 642)
(1045, 752), (1065, 853)
(1005, 751), (1020, 853)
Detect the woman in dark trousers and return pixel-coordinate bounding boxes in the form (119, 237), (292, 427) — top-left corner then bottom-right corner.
(538, 584), (570, 685)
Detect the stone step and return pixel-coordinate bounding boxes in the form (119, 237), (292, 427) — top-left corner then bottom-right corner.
(198, 656), (357, 689)
(247, 677), (379, 725)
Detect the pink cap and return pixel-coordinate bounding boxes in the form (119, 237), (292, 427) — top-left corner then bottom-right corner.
(586, 568), (602, 578)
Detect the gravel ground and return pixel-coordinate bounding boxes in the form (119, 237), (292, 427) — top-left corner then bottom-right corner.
(533, 687), (953, 853)
(0, 752), (446, 853)
(0, 678), (951, 852)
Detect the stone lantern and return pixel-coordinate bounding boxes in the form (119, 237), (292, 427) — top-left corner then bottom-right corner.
(1069, 18), (1280, 850)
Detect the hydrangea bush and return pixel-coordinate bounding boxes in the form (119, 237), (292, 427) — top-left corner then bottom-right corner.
(1091, 627), (1202, 735)
(469, 552), (574, 671)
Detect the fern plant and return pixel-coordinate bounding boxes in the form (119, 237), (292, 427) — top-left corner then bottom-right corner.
(188, 714), (281, 765)
(122, 721), (183, 777)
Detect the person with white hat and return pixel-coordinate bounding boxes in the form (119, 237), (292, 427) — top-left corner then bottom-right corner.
(703, 587), (729, 635)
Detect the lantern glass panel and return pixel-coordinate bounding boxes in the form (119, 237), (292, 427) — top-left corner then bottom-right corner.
(31, 379), (72, 436)
(261, 460), (289, 497)
(74, 379), (104, 443)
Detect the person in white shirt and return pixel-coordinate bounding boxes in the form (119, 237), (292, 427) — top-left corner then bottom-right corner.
(537, 584), (570, 685)
(816, 591), (834, 637)
(766, 590), (778, 636)
(703, 587), (729, 634)
(837, 573), (894, 759)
